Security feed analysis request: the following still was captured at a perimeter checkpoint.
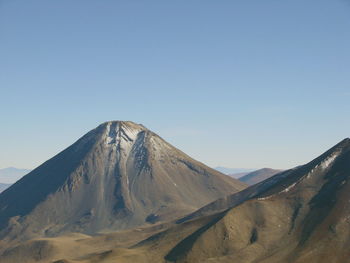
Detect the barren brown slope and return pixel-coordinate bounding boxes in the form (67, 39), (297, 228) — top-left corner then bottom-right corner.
(161, 138), (350, 263)
(0, 121), (246, 242)
(175, 169), (288, 224)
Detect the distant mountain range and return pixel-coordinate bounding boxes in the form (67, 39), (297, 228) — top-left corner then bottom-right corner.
(214, 167), (255, 176)
(0, 183), (11, 193)
(216, 167), (282, 184)
(0, 167), (31, 184)
(238, 168), (282, 185)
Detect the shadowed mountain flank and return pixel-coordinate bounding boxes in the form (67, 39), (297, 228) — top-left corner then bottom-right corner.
(0, 121), (246, 242)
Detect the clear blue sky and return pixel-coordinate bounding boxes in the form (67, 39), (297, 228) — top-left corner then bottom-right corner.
(0, 0), (349, 170)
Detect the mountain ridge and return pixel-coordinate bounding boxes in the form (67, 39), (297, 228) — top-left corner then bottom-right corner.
(161, 137), (350, 263)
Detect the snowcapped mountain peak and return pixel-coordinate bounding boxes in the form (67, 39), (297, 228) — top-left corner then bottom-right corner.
(102, 121), (145, 147)
(101, 120), (145, 129)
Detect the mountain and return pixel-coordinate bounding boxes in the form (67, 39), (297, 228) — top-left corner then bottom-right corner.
(214, 167), (255, 175)
(228, 171), (250, 178)
(238, 168), (282, 185)
(1, 138), (349, 263)
(227, 168), (281, 181)
(0, 183), (11, 193)
(150, 138), (350, 263)
(0, 121), (246, 242)
(0, 167), (31, 184)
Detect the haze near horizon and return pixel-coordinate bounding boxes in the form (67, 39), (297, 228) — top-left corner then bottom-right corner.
(1, 0), (349, 170)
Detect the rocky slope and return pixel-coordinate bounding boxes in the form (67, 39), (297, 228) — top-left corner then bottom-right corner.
(0, 121), (246, 242)
(160, 138), (350, 263)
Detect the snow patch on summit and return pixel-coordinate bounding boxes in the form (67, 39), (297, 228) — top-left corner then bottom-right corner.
(104, 122), (144, 154)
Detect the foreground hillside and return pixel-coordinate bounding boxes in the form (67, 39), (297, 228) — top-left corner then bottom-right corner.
(158, 138), (350, 263)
